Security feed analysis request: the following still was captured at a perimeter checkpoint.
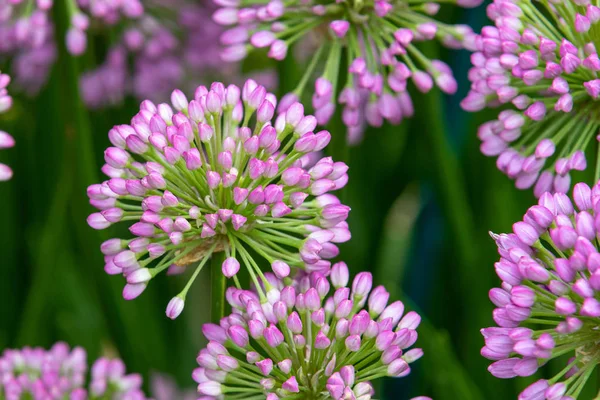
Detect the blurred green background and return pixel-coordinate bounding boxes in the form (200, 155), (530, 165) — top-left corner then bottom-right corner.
(2, 3), (598, 399)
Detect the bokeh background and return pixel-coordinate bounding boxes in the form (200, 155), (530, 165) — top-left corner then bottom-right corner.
(2, 2), (597, 399)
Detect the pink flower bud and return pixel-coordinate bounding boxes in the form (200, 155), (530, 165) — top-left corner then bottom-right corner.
(329, 20), (350, 38)
(222, 257), (240, 278)
(166, 296), (185, 319)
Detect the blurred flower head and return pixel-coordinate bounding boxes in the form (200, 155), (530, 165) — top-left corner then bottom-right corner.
(151, 372), (197, 400)
(79, 1), (188, 108)
(212, 0), (479, 143)
(483, 181), (600, 398)
(0, 70), (14, 181)
(0, 2), (56, 94)
(462, 0), (600, 196)
(195, 263), (424, 399)
(1, 0), (260, 107)
(0, 342), (148, 399)
(80, 1), (276, 109)
(87, 79), (350, 318)
(80, 22), (184, 108)
(0, 0), (139, 95)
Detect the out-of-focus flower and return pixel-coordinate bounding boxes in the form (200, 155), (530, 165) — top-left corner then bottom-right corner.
(0, 2), (56, 94)
(1, 1), (274, 107)
(0, 0), (135, 95)
(81, 21), (184, 108)
(212, 0), (480, 143)
(195, 262), (425, 399)
(70, 0), (143, 56)
(483, 181), (600, 398)
(151, 372), (197, 400)
(0, 70), (14, 181)
(0, 342), (148, 399)
(80, 46), (128, 109)
(86, 79), (350, 318)
(462, 0), (600, 196)
(77, 0), (184, 107)
(80, 1), (275, 108)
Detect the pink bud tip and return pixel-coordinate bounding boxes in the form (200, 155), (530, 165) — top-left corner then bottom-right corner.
(222, 257), (241, 278)
(166, 296), (185, 319)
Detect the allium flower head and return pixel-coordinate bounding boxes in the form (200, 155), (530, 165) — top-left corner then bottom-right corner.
(483, 181), (600, 398)
(67, 0), (144, 57)
(463, 0), (600, 196)
(0, 70), (14, 181)
(0, 342), (148, 399)
(87, 79), (350, 317)
(77, 1), (182, 107)
(212, 0), (480, 143)
(194, 262), (424, 399)
(80, 1), (270, 109)
(1, 1), (271, 107)
(0, 0), (138, 95)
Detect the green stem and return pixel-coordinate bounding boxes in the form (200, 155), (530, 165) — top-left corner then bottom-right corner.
(16, 149), (73, 344)
(420, 89), (483, 372)
(211, 251), (227, 323)
(595, 140), (600, 183)
(596, 367), (600, 399)
(16, 0), (80, 345)
(422, 92), (478, 279)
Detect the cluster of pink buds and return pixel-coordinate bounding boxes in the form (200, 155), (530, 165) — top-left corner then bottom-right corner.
(462, 0), (600, 196)
(79, 1), (270, 109)
(69, 0), (143, 56)
(195, 262), (427, 399)
(0, 1), (56, 95)
(0, 342), (148, 399)
(212, 0), (480, 143)
(86, 79), (350, 318)
(1, 0), (248, 108)
(483, 181), (600, 398)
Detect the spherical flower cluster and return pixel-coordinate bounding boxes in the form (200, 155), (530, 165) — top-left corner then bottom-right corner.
(483, 181), (600, 399)
(1, 1), (272, 107)
(0, 2), (56, 94)
(462, 0), (600, 196)
(0, 342), (148, 399)
(78, 2), (184, 108)
(74, 0), (144, 31)
(1, 0), (237, 107)
(194, 262), (424, 399)
(86, 79), (350, 318)
(0, 0), (139, 95)
(79, 1), (269, 109)
(0, 70), (14, 181)
(212, 0), (480, 143)
(67, 0), (144, 56)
